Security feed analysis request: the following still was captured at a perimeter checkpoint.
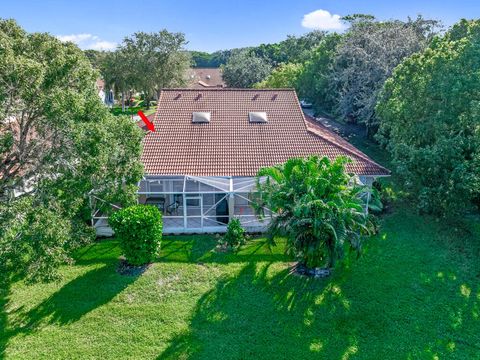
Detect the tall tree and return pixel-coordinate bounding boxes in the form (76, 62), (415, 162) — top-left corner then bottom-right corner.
(0, 19), (143, 282)
(121, 31), (190, 107)
(332, 16), (440, 136)
(376, 19), (480, 217)
(297, 33), (342, 114)
(222, 50), (272, 88)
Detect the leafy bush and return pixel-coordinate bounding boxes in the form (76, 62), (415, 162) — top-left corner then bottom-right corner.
(109, 205), (162, 265)
(220, 218), (246, 250)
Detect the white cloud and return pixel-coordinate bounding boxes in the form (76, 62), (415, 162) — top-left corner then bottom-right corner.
(56, 33), (116, 51)
(88, 40), (117, 51)
(301, 9), (345, 31)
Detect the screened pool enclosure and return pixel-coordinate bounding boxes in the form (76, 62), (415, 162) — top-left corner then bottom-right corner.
(137, 175), (271, 233)
(92, 176), (271, 236)
(92, 174), (376, 236)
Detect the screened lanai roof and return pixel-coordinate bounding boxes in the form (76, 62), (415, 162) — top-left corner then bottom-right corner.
(141, 89), (389, 177)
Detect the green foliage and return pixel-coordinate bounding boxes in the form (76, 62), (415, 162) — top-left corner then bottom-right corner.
(222, 50), (272, 88)
(359, 187), (384, 213)
(331, 16), (439, 135)
(254, 63), (304, 90)
(101, 30), (190, 108)
(189, 51), (222, 68)
(255, 156), (372, 269)
(83, 49), (108, 69)
(220, 218), (246, 250)
(191, 31), (326, 70)
(297, 33), (342, 114)
(376, 19), (480, 217)
(0, 19), (143, 282)
(109, 205), (163, 265)
(252, 31), (326, 66)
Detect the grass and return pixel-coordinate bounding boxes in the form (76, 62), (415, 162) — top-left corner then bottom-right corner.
(110, 105), (157, 117)
(1, 206), (479, 359)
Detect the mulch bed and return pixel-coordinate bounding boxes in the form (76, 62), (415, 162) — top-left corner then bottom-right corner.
(290, 262), (332, 278)
(117, 258), (151, 276)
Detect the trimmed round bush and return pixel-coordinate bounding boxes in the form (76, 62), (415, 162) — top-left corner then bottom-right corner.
(108, 205), (162, 266)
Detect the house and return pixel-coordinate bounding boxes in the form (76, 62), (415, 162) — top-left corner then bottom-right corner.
(122, 88), (388, 234)
(187, 68), (225, 88)
(96, 79), (106, 103)
(92, 88), (388, 235)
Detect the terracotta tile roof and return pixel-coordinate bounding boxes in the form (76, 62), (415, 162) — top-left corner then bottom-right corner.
(96, 79), (105, 91)
(136, 113), (155, 131)
(187, 68), (225, 89)
(141, 89), (389, 177)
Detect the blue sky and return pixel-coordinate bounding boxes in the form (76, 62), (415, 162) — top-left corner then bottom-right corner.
(2, 0), (480, 52)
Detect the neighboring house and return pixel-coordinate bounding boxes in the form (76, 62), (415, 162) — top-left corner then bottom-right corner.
(96, 79), (106, 103)
(187, 68), (225, 88)
(95, 79), (114, 107)
(93, 88), (388, 235)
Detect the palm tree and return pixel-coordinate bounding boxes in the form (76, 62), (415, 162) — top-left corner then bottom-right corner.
(254, 156), (372, 271)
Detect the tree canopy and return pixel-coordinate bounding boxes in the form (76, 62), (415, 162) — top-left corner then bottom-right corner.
(222, 50), (272, 88)
(100, 30), (190, 108)
(0, 19), (143, 282)
(254, 63), (304, 90)
(376, 19), (480, 216)
(244, 16), (439, 139)
(331, 16), (440, 136)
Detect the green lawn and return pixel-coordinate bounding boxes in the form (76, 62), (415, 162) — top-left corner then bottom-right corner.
(1, 205), (479, 359)
(110, 105), (157, 117)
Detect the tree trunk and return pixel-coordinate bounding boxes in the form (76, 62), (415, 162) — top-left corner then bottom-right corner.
(121, 92), (125, 112)
(145, 92), (150, 110)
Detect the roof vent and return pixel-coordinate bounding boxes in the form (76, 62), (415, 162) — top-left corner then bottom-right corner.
(206, 75), (211, 79)
(192, 112), (211, 123)
(252, 94), (259, 101)
(249, 112), (268, 123)
(195, 93), (202, 101)
(174, 94), (182, 100)
(271, 94), (278, 101)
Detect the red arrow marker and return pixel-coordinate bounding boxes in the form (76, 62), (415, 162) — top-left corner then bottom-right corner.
(137, 110), (155, 132)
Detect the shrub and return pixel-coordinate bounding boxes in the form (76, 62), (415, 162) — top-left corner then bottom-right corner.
(108, 205), (162, 265)
(220, 218), (246, 250)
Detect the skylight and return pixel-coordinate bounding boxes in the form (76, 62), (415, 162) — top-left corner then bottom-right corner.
(249, 112), (268, 123)
(192, 112), (211, 123)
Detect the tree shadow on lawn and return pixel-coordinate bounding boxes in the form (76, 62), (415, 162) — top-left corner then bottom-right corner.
(157, 262), (357, 360)
(1, 250), (138, 359)
(159, 235), (286, 265)
(156, 210), (480, 359)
